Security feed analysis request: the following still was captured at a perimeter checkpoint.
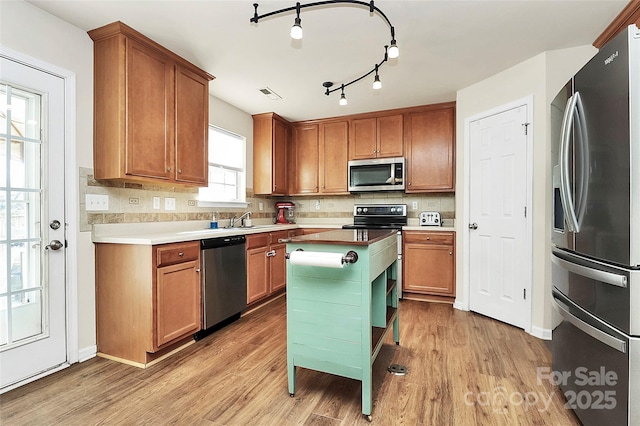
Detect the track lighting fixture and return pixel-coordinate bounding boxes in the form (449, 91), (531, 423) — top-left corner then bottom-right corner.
(373, 65), (382, 90)
(251, 1), (400, 103)
(339, 85), (348, 106)
(290, 2), (303, 40)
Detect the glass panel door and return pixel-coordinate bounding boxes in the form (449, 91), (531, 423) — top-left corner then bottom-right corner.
(0, 56), (67, 391)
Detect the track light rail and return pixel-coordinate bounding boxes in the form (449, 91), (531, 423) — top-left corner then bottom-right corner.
(250, 1), (399, 104)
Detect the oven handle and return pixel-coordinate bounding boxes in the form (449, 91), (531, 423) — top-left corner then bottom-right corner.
(551, 253), (628, 288)
(553, 295), (627, 353)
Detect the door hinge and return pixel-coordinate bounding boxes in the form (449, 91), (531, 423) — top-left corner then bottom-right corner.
(522, 122), (530, 135)
(523, 289), (527, 300)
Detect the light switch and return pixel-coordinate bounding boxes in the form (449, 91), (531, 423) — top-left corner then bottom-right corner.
(164, 197), (176, 211)
(86, 194), (109, 211)
(153, 197), (160, 209)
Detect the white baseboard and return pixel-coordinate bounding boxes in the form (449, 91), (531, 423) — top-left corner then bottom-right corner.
(453, 300), (469, 311)
(530, 325), (552, 340)
(78, 345), (97, 362)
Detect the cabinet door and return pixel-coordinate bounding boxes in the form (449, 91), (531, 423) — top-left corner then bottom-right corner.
(349, 118), (377, 160)
(405, 107), (455, 192)
(320, 121), (348, 194)
(376, 114), (404, 158)
(175, 65), (209, 185)
(403, 242), (455, 296)
(273, 118), (289, 195)
(155, 260), (200, 348)
(269, 243), (287, 293)
(291, 124), (319, 194)
(125, 39), (174, 180)
(246, 246), (269, 304)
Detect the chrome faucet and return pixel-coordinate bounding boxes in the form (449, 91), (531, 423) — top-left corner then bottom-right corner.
(230, 211), (252, 228)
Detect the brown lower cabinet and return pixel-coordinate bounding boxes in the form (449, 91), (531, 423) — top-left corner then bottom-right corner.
(403, 231), (456, 298)
(95, 241), (201, 367)
(246, 230), (297, 305)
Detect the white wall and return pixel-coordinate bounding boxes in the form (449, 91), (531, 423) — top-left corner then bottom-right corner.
(454, 45), (596, 335)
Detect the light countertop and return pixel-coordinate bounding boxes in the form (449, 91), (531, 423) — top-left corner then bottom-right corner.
(92, 220), (456, 245)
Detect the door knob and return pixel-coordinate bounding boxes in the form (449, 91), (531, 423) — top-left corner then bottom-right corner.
(469, 223), (478, 230)
(45, 240), (64, 250)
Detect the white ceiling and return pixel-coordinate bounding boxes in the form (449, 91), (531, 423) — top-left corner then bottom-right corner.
(28, 0), (628, 122)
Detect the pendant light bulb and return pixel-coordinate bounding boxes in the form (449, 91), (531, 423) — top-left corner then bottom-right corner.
(388, 40), (399, 58)
(373, 65), (382, 90)
(291, 17), (303, 39)
(291, 3), (303, 40)
(339, 85), (347, 106)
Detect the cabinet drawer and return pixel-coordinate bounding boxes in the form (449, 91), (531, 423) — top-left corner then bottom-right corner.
(246, 233), (269, 249)
(156, 242), (200, 267)
(403, 231), (454, 245)
(270, 230), (291, 244)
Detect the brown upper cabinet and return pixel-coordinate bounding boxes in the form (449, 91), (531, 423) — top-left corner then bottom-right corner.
(349, 114), (403, 160)
(404, 104), (455, 192)
(88, 21), (214, 187)
(290, 123), (319, 194)
(253, 112), (289, 196)
(288, 119), (349, 196)
(319, 120), (349, 194)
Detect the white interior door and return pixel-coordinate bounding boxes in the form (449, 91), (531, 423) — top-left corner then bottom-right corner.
(0, 56), (67, 391)
(468, 104), (530, 329)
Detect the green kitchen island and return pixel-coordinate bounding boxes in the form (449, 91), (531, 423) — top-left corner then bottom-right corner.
(285, 229), (399, 421)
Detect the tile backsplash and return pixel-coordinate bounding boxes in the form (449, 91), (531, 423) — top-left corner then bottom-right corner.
(79, 167), (455, 232)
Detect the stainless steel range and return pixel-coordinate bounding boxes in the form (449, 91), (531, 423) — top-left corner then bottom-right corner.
(343, 204), (407, 296)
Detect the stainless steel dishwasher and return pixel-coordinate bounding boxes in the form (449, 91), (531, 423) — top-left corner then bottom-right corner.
(194, 235), (247, 340)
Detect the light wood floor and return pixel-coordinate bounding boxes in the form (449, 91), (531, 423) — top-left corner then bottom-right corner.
(1, 297), (580, 425)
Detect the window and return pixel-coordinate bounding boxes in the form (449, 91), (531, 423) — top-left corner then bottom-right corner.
(198, 125), (246, 205)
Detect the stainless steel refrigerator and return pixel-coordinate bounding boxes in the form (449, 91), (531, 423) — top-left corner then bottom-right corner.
(551, 24), (640, 426)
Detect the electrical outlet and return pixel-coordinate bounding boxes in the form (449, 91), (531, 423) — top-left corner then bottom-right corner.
(315, 200), (321, 210)
(128, 197), (140, 205)
(164, 197), (176, 211)
(412, 201), (419, 210)
(187, 200), (196, 207)
(153, 197), (160, 209)
(259, 202), (264, 211)
(86, 194), (109, 211)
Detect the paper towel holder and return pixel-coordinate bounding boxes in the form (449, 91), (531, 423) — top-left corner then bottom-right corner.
(286, 249), (359, 264)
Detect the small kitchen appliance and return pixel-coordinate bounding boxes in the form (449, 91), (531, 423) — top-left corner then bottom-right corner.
(275, 201), (295, 224)
(419, 211), (441, 226)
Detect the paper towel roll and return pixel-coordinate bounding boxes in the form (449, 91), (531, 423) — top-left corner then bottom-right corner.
(289, 251), (344, 268)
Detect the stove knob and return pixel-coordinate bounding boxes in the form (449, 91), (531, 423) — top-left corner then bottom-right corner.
(356, 208), (362, 214)
(363, 208), (368, 213)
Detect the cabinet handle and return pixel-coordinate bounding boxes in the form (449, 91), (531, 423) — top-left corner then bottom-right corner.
(178, 169), (182, 174)
(196, 268), (201, 272)
(266, 250), (276, 257)
(178, 252), (184, 257)
(426, 236), (430, 240)
(167, 167), (172, 172)
(449, 251), (452, 255)
(277, 238), (289, 243)
(408, 182), (412, 186)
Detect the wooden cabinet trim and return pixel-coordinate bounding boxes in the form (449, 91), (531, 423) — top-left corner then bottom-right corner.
(593, 2), (640, 48)
(88, 21), (214, 81)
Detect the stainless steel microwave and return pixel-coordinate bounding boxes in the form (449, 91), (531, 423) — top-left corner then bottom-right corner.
(348, 157), (405, 192)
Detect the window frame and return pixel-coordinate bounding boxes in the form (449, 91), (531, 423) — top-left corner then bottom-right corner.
(197, 125), (248, 208)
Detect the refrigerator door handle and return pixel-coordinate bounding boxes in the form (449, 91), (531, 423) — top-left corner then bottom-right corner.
(553, 296), (627, 353)
(573, 93), (590, 226)
(559, 93), (580, 232)
(552, 253), (628, 288)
